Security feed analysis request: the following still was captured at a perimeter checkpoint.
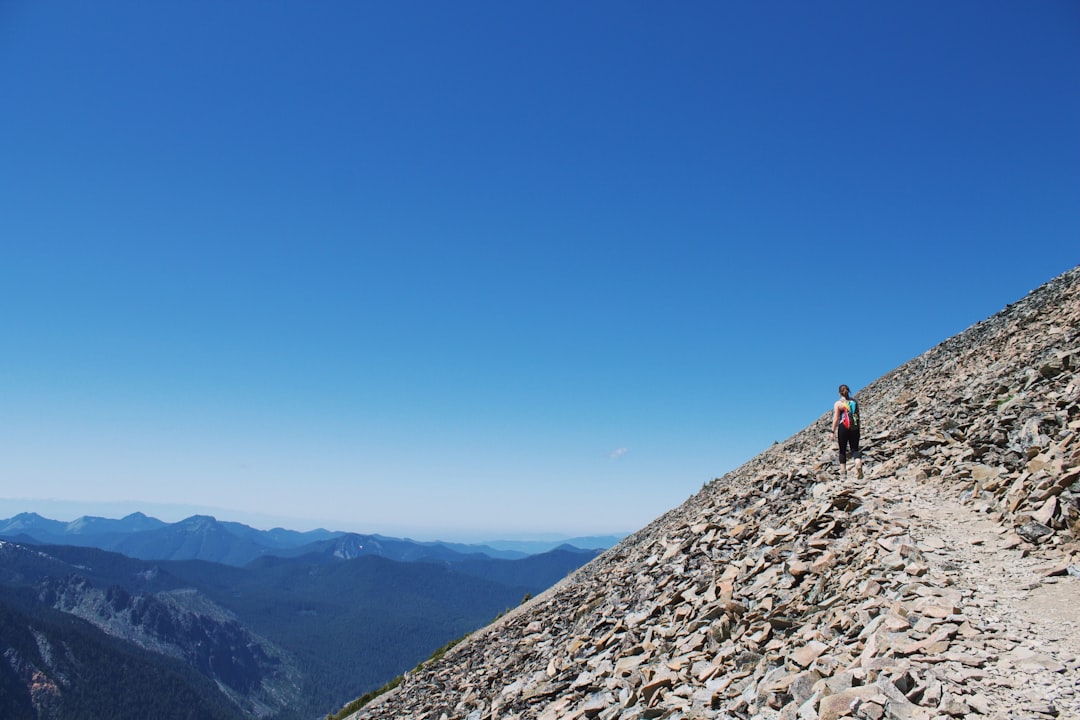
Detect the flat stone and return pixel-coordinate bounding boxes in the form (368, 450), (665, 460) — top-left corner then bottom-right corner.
(1002, 648), (1067, 673)
(817, 685), (880, 720)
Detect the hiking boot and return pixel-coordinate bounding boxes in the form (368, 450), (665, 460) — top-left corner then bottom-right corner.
(855, 460), (864, 479)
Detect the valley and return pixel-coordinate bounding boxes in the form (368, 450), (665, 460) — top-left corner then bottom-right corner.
(0, 518), (607, 719)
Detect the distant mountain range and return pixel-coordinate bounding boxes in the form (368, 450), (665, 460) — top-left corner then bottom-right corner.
(0, 511), (622, 566)
(0, 513), (615, 719)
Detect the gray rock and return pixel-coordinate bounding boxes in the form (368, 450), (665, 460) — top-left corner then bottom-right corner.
(1016, 521), (1054, 544)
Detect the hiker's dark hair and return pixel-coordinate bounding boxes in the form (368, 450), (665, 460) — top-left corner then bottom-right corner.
(838, 385), (850, 399)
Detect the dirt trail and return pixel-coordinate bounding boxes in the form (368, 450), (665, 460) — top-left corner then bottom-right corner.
(873, 470), (1080, 719)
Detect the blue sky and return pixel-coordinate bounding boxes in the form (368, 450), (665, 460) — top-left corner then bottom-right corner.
(1, 1), (1077, 540)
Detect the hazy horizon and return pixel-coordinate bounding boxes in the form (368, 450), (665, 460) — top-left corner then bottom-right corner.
(0, 497), (628, 544)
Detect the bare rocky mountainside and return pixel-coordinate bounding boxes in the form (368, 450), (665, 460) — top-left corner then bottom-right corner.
(346, 265), (1080, 720)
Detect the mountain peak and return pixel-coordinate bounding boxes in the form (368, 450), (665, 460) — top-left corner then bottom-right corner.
(65, 515), (106, 533)
(0, 512), (65, 535)
(178, 514), (220, 526)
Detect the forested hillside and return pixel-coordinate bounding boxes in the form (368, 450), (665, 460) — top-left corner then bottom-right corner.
(0, 585), (246, 720)
(0, 538), (597, 718)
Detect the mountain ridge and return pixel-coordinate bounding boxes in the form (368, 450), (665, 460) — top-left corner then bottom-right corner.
(0, 512), (621, 566)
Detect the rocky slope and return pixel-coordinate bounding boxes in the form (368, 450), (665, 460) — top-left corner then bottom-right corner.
(345, 265), (1080, 720)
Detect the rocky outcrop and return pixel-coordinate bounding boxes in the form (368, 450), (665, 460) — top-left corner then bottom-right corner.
(347, 266), (1080, 720)
(36, 575), (301, 717)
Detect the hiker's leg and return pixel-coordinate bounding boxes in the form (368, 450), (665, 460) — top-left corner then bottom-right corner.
(851, 432), (863, 478)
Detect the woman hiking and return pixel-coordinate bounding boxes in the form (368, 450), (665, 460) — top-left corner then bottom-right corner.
(832, 384), (863, 479)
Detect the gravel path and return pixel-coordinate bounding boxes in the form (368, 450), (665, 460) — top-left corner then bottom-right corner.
(881, 472), (1080, 719)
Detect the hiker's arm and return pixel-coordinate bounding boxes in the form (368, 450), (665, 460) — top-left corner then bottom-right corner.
(830, 404), (840, 433)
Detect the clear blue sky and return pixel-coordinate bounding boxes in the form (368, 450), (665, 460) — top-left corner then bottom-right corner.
(1, 1), (1077, 541)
